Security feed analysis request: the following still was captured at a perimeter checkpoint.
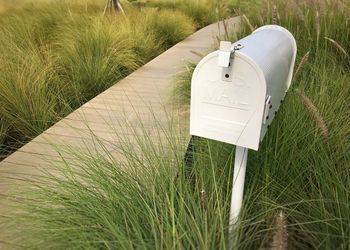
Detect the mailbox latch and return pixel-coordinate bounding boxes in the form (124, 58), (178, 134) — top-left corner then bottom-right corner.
(219, 42), (244, 82)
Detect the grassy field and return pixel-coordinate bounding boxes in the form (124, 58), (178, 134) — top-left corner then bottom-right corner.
(1, 0), (350, 249)
(0, 0), (200, 159)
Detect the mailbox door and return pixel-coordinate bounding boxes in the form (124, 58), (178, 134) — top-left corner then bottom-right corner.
(190, 51), (266, 150)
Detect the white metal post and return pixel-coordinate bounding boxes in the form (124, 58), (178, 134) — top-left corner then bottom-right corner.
(229, 146), (248, 232)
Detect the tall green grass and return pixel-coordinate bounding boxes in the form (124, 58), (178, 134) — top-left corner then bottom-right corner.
(175, 0), (350, 248)
(142, 9), (195, 47)
(0, 118), (9, 151)
(2, 115), (237, 249)
(141, 0), (219, 28)
(1, 0), (349, 249)
(0, 1), (196, 158)
(54, 15), (140, 105)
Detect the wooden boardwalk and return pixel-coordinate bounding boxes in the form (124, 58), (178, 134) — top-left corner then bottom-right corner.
(0, 17), (240, 246)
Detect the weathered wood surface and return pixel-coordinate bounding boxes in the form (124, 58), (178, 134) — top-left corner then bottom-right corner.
(0, 17), (240, 247)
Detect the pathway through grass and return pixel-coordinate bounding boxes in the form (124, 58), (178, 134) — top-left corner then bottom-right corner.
(1, 0), (349, 249)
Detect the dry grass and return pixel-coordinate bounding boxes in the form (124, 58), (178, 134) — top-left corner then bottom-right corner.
(296, 89), (328, 137)
(272, 5), (278, 24)
(242, 14), (254, 32)
(315, 10), (320, 42)
(270, 211), (288, 250)
(294, 51), (310, 78)
(324, 36), (349, 56)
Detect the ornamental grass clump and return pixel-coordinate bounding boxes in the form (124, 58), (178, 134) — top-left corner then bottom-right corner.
(2, 118), (236, 249)
(54, 16), (140, 105)
(143, 9), (195, 48)
(0, 1), (197, 158)
(142, 0), (219, 28)
(0, 49), (59, 139)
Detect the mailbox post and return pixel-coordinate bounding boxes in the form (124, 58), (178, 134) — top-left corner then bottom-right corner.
(189, 25), (297, 239)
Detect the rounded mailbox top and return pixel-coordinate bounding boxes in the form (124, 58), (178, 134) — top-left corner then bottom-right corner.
(190, 25), (297, 151)
(253, 25), (297, 58)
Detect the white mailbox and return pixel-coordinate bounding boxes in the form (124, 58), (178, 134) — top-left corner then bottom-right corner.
(190, 25), (297, 150)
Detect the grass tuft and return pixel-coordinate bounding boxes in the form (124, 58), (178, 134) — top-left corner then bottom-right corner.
(142, 0), (220, 28)
(0, 1), (197, 158)
(3, 120), (236, 249)
(143, 9), (195, 48)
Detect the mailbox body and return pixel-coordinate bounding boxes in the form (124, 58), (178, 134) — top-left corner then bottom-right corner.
(190, 25), (297, 150)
